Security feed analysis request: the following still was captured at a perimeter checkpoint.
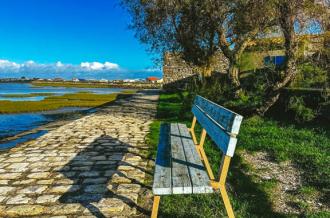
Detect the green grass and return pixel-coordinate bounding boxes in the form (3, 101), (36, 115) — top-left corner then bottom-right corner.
(239, 116), (330, 189)
(145, 91), (330, 217)
(239, 52), (264, 72)
(0, 91), (134, 114)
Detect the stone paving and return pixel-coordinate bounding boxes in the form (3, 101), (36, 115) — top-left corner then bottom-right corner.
(0, 90), (159, 217)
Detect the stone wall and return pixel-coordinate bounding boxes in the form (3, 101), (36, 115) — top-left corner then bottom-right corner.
(163, 52), (229, 90)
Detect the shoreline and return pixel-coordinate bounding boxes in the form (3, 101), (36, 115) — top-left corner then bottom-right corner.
(32, 81), (162, 89)
(0, 107), (95, 151)
(0, 91), (136, 151)
(0, 90), (136, 114)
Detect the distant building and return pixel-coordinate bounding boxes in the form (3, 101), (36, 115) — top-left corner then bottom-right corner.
(112, 80), (123, 83)
(53, 78), (64, 82)
(99, 79), (108, 83)
(72, 78), (79, 82)
(146, 77), (159, 83)
(123, 79), (137, 83)
(156, 78), (163, 84)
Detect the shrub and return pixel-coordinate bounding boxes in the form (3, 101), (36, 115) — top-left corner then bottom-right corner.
(287, 96), (316, 122)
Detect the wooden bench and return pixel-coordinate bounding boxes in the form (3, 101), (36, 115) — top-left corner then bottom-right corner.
(151, 95), (243, 218)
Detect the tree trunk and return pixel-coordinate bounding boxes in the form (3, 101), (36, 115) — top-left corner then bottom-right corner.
(228, 61), (240, 85)
(256, 92), (280, 115)
(256, 4), (298, 115)
(228, 54), (243, 97)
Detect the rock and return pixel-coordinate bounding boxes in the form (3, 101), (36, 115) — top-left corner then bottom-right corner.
(6, 194), (31, 204)
(27, 172), (51, 179)
(36, 195), (60, 204)
(37, 179), (54, 185)
(48, 185), (80, 194)
(0, 186), (15, 195)
(13, 179), (35, 185)
(6, 205), (46, 217)
(84, 184), (108, 193)
(79, 171), (100, 177)
(117, 184), (141, 194)
(6, 157), (27, 163)
(0, 196), (6, 203)
(0, 180), (9, 185)
(6, 163), (29, 172)
(0, 173), (22, 179)
(49, 204), (83, 215)
(18, 185), (48, 194)
(82, 177), (107, 184)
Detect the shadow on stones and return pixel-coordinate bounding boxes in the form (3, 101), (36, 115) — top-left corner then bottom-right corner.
(58, 135), (150, 217)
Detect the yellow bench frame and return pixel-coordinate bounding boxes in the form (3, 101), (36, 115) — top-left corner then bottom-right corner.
(151, 116), (235, 218)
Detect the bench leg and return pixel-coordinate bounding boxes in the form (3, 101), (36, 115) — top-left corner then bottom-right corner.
(220, 187), (235, 218)
(151, 195), (160, 218)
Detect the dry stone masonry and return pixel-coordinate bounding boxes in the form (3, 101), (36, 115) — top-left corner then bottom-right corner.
(163, 52), (229, 90)
(0, 90), (159, 217)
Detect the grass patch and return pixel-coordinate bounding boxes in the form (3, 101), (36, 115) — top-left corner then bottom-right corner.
(0, 91), (134, 114)
(146, 91), (330, 217)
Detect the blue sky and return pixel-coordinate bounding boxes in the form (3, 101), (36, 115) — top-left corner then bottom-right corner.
(0, 0), (161, 79)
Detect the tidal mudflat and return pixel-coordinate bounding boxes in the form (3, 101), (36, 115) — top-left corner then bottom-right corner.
(0, 83), (135, 149)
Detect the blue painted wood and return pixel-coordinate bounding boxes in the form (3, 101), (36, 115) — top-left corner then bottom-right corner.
(192, 105), (237, 156)
(194, 95), (243, 135)
(153, 124), (172, 195)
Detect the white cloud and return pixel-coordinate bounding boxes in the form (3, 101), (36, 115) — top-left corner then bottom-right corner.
(0, 60), (21, 69)
(81, 61), (119, 71)
(56, 61), (64, 67)
(104, 62), (119, 70)
(0, 59), (120, 74)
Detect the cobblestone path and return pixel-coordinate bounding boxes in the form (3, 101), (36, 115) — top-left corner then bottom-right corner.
(0, 90), (159, 217)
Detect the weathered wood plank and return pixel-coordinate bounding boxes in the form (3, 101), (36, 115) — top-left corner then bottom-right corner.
(153, 124), (172, 195)
(194, 95), (243, 135)
(178, 123), (213, 194)
(192, 105), (237, 157)
(170, 123), (193, 194)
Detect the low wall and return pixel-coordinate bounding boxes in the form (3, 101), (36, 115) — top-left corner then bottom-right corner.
(163, 52), (229, 90)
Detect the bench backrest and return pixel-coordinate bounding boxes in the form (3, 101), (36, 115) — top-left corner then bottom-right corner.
(191, 95), (243, 157)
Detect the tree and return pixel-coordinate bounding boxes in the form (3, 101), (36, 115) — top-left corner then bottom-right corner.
(256, 0), (329, 114)
(122, 0), (328, 114)
(122, 0), (274, 89)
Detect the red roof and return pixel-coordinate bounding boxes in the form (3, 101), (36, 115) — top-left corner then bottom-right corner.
(147, 77), (159, 81)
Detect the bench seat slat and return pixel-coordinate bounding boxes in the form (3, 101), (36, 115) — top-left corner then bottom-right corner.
(153, 124), (172, 195)
(178, 123), (213, 194)
(171, 123), (192, 194)
(153, 123), (214, 195)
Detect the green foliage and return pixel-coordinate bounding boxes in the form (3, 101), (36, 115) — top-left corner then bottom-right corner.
(293, 62), (328, 88)
(287, 96), (316, 122)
